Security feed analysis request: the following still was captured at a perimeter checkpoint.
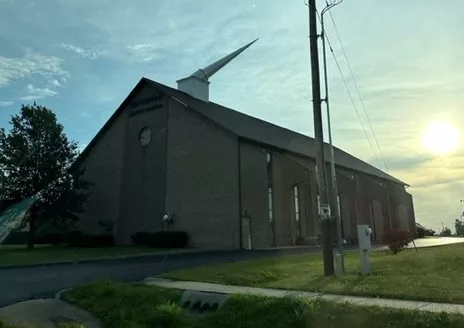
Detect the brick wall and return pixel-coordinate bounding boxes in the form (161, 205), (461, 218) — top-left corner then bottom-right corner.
(239, 141), (271, 248)
(77, 100), (128, 235)
(271, 152), (315, 246)
(116, 86), (169, 244)
(165, 99), (240, 249)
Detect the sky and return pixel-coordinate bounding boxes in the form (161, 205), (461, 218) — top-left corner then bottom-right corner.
(0, 0), (463, 233)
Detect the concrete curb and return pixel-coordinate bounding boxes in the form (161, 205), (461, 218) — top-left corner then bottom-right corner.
(54, 288), (73, 300)
(0, 248), (216, 270)
(0, 246), (331, 270)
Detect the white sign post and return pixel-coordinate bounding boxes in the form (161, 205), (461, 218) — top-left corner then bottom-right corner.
(357, 224), (372, 275)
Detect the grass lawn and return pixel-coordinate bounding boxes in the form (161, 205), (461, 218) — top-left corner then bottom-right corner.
(0, 321), (81, 328)
(0, 245), (164, 268)
(63, 280), (464, 328)
(161, 244), (464, 304)
(0, 322), (26, 328)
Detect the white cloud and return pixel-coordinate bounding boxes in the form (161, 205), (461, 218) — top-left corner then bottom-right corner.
(127, 44), (159, 51)
(0, 100), (13, 107)
(20, 84), (58, 100)
(0, 52), (69, 88)
(126, 43), (160, 62)
(60, 43), (101, 60)
(50, 79), (61, 87)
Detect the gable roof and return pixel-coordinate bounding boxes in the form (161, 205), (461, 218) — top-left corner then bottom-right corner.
(74, 77), (407, 185)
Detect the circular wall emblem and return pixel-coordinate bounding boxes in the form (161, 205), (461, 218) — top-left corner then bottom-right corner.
(139, 127), (152, 146)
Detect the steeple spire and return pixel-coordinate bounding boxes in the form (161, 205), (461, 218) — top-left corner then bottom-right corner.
(177, 39), (258, 102)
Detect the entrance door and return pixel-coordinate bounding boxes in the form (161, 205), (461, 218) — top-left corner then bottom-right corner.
(242, 214), (252, 250)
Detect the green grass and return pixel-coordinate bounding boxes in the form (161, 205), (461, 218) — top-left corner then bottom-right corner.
(0, 245), (164, 267)
(63, 280), (464, 328)
(161, 244), (464, 304)
(0, 321), (80, 328)
(0, 322), (26, 328)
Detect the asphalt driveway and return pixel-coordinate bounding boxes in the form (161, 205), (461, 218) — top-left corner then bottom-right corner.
(0, 247), (317, 307)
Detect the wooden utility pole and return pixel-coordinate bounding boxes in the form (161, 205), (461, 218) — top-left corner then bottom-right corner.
(308, 0), (334, 275)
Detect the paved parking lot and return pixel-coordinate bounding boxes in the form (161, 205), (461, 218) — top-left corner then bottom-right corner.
(409, 237), (464, 248)
(0, 247), (317, 307)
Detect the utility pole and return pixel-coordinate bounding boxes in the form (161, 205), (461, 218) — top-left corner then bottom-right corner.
(321, 0), (344, 273)
(308, 0), (334, 276)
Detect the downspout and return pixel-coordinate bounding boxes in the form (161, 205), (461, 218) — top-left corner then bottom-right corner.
(237, 137), (243, 249)
(164, 97), (171, 231)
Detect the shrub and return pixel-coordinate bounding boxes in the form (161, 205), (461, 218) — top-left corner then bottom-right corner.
(131, 231), (189, 248)
(416, 226), (425, 238)
(68, 231), (114, 248)
(383, 230), (414, 254)
(4, 231), (67, 245)
(2, 231), (28, 244)
(131, 232), (152, 246)
(34, 232), (67, 245)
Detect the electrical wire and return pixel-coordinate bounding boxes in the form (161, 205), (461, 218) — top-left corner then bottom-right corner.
(316, 11), (384, 169)
(327, 10), (389, 172)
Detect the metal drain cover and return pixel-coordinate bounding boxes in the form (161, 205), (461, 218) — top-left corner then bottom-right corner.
(180, 290), (229, 315)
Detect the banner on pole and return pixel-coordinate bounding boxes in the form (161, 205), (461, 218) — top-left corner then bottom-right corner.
(0, 196), (37, 244)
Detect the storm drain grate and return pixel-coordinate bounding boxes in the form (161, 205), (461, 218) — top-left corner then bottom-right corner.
(180, 290), (229, 315)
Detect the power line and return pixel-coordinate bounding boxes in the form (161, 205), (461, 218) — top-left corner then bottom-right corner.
(316, 11), (384, 169)
(327, 10), (389, 172)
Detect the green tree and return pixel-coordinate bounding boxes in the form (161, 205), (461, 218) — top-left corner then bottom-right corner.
(455, 219), (464, 237)
(440, 227), (452, 237)
(0, 103), (90, 248)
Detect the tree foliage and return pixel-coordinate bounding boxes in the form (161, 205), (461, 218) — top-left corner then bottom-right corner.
(440, 227), (452, 237)
(0, 103), (90, 247)
(383, 230), (414, 254)
(455, 219), (464, 237)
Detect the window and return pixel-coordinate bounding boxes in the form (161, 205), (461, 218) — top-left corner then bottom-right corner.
(293, 185), (301, 237)
(268, 187), (274, 223)
(266, 152), (271, 163)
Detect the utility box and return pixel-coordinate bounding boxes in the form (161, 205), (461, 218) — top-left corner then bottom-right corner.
(357, 224), (372, 275)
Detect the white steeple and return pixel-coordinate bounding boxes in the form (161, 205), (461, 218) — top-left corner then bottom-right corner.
(177, 39), (258, 102)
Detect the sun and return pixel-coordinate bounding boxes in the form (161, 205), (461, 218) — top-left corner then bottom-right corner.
(422, 121), (460, 154)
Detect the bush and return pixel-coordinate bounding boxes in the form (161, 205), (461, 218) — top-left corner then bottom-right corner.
(34, 232), (67, 245)
(2, 231), (28, 244)
(131, 231), (189, 248)
(416, 226), (425, 238)
(68, 231), (114, 248)
(295, 236), (320, 246)
(383, 230), (414, 254)
(3, 231), (67, 245)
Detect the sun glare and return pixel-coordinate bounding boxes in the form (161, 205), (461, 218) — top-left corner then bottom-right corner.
(422, 121), (460, 154)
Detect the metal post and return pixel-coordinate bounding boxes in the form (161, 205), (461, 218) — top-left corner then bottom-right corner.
(308, 0), (334, 276)
(321, 1), (344, 273)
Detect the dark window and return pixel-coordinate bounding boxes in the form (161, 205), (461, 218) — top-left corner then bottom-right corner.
(293, 185), (301, 237)
(268, 187), (274, 223)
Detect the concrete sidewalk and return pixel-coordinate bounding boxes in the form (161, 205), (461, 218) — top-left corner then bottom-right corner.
(144, 278), (464, 314)
(0, 298), (101, 328)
